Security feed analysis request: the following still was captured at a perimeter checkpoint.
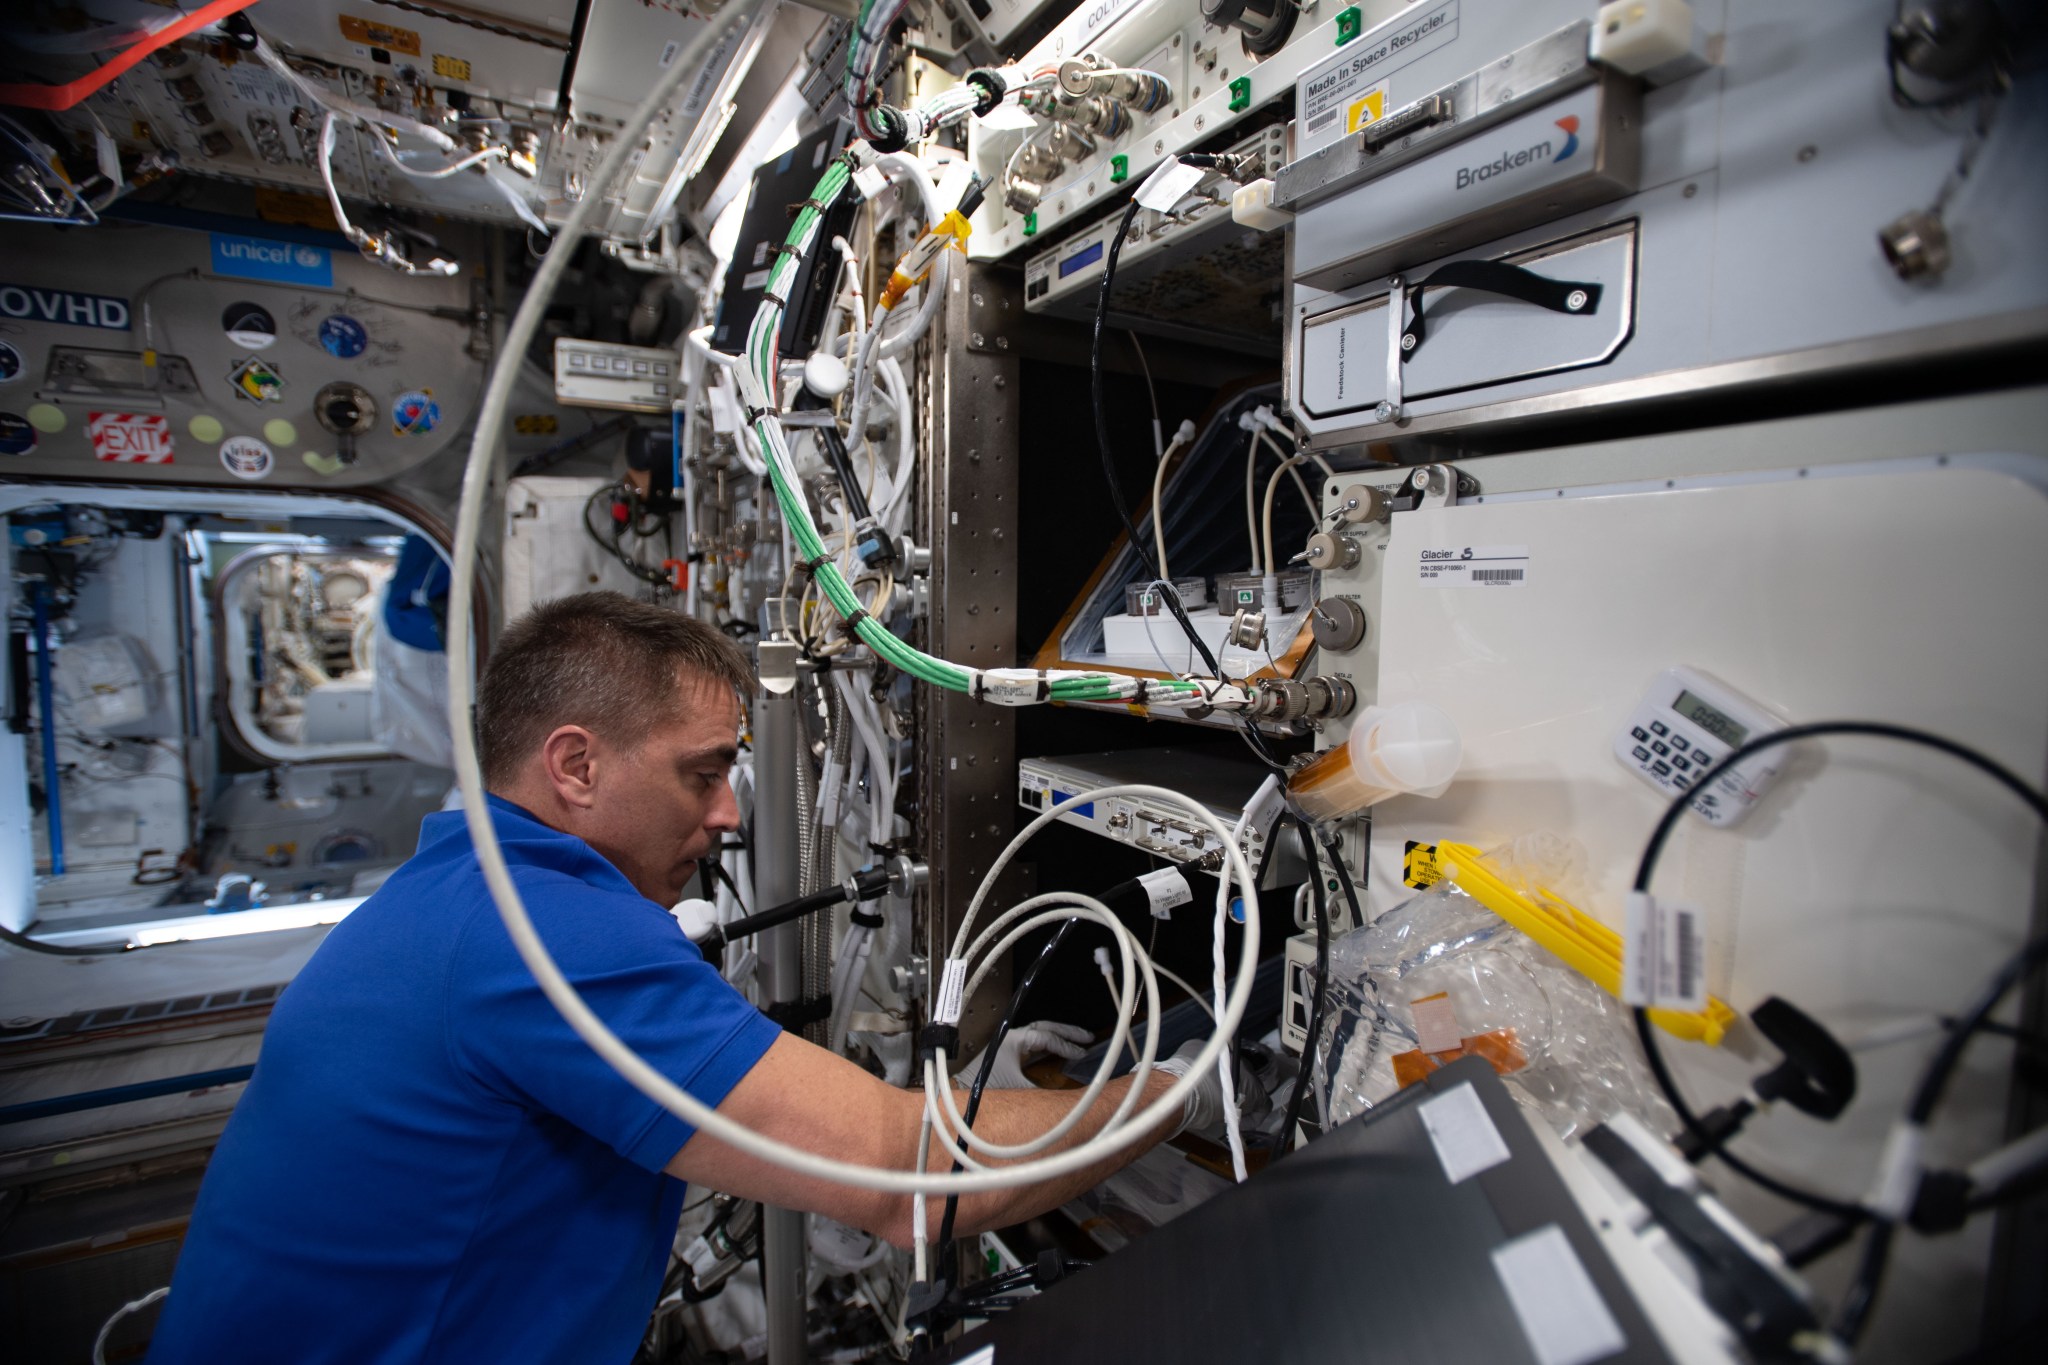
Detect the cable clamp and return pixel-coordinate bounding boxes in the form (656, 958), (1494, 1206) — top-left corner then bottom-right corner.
(849, 906), (885, 929)
(917, 1023), (960, 1065)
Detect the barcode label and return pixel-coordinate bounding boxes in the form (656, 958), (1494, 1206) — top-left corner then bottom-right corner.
(1622, 892), (1708, 1011)
(1418, 544), (1531, 588)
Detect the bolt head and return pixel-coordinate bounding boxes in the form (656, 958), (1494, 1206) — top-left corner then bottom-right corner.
(1377, 401), (1398, 423)
(1399, 333), (1416, 351)
(1566, 289), (1588, 311)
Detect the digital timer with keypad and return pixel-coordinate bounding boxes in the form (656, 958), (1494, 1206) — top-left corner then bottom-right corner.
(1614, 666), (1786, 827)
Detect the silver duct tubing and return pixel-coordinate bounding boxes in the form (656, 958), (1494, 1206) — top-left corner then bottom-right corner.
(751, 679), (809, 1365)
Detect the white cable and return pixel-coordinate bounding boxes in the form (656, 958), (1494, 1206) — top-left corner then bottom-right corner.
(1148, 421), (1196, 579)
(876, 356), (916, 533)
(253, 37), (457, 151)
(828, 921), (875, 1054)
(1261, 445), (1319, 577)
(369, 134), (508, 179)
(1216, 776), (1278, 1182)
(93, 1286), (168, 1365)
(446, 3), (1256, 1197)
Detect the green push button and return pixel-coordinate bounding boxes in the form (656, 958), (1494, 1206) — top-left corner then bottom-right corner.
(1110, 153), (1128, 183)
(1227, 76), (1251, 113)
(1337, 7), (1363, 45)
(1023, 211), (1037, 237)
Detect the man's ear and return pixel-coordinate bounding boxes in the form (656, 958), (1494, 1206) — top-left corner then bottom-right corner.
(538, 725), (601, 809)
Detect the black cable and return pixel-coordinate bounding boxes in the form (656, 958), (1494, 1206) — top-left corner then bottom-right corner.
(1089, 199), (1148, 582)
(1631, 721), (2048, 1219)
(1270, 816), (1327, 1158)
(0, 921), (131, 957)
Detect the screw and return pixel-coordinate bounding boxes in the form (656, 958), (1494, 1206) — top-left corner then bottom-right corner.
(1797, 144), (1818, 162)
(971, 292), (984, 306)
(996, 336), (1009, 349)
(1154, 139), (1164, 153)
(1195, 115), (1205, 130)
(1682, 182), (1698, 198)
(1498, 87), (1513, 100)
(1378, 401), (1399, 423)
(970, 331), (985, 347)
(1410, 468), (1429, 489)
(1566, 289), (1588, 310)
(1399, 333), (1416, 351)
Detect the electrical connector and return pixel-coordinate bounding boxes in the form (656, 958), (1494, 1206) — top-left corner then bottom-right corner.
(878, 210), (973, 312)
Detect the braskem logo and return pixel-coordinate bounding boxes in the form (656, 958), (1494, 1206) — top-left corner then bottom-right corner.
(1454, 115), (1583, 191)
(1554, 114), (1581, 162)
(210, 233), (334, 287)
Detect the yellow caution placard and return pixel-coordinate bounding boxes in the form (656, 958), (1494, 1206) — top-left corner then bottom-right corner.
(340, 14), (421, 55)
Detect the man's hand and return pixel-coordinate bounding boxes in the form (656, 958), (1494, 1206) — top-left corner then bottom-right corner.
(954, 1020), (1092, 1089)
(1151, 1038), (1227, 1136)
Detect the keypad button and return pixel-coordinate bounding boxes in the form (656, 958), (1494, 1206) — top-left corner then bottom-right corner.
(653, 383), (670, 396)
(1632, 746), (1651, 762)
(1650, 721), (1669, 736)
(1673, 756), (1691, 772)
(1652, 741), (1669, 756)
(1631, 727), (1649, 742)
(1693, 748), (1716, 768)
(633, 360), (650, 374)
(1652, 761), (1671, 777)
(569, 353), (587, 369)
(654, 363), (671, 377)
(1671, 735), (1689, 752)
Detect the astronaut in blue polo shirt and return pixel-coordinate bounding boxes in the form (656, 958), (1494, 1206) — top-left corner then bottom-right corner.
(147, 591), (1219, 1365)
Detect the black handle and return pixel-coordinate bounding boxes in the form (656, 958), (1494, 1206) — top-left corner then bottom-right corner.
(1401, 259), (1603, 361)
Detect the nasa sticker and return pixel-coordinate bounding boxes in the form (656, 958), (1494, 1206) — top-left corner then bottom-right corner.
(0, 338), (23, 385)
(221, 302), (277, 350)
(319, 314), (368, 358)
(219, 434), (274, 480)
(392, 388), (439, 436)
(0, 411), (35, 455)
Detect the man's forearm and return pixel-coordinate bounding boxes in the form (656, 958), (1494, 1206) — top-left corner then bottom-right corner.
(918, 1068), (1180, 1243)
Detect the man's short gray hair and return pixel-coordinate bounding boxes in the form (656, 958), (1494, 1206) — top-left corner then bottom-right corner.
(477, 591), (753, 786)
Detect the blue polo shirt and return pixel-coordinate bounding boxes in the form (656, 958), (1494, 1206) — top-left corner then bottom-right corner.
(147, 797), (781, 1365)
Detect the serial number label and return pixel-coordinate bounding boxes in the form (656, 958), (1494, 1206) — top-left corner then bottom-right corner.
(1418, 544), (1530, 587)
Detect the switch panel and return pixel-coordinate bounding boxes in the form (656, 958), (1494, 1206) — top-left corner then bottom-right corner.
(553, 339), (678, 414)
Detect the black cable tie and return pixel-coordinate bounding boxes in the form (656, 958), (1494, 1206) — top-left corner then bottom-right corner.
(918, 1022), (960, 1062)
(1036, 670), (1049, 701)
(970, 672), (986, 702)
(791, 552), (830, 582)
(835, 607), (872, 641)
(849, 906), (885, 928)
(768, 242), (802, 261)
(1133, 679), (1150, 703)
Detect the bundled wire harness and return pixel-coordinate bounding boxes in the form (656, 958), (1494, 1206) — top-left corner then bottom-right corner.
(447, 0), (1262, 1205)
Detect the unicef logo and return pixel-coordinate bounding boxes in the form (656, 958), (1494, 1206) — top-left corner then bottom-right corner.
(295, 246), (325, 269)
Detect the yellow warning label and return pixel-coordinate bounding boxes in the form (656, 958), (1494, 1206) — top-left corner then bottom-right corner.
(431, 53), (472, 82)
(1346, 84), (1389, 135)
(513, 414), (559, 436)
(340, 14), (421, 56)
(1402, 840), (1442, 889)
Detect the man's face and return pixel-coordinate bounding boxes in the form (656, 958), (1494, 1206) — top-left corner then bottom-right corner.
(583, 678), (743, 906)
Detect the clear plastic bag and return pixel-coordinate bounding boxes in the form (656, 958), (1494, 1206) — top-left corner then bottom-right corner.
(1311, 842), (1673, 1143)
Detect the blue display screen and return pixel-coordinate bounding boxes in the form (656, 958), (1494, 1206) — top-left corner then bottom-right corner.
(1058, 242), (1105, 278)
(1050, 790), (1095, 819)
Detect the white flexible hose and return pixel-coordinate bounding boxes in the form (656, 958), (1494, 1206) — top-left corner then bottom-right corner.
(445, 5), (1256, 1197)
(876, 356), (916, 533)
(1216, 776), (1279, 1182)
(1261, 445), (1319, 577)
(828, 921), (875, 1054)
